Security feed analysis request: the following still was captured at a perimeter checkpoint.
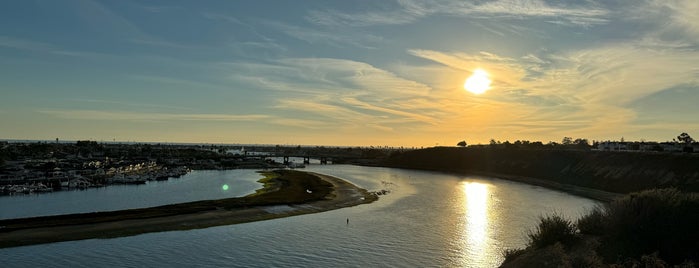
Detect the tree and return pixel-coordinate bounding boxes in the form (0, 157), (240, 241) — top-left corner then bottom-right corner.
(457, 140), (467, 147)
(561, 137), (573, 145)
(573, 138), (589, 146)
(677, 132), (694, 144)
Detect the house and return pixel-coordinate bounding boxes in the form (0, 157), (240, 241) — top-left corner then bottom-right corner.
(597, 142), (628, 151)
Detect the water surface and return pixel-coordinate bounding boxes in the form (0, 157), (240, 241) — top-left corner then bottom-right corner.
(0, 165), (599, 267)
(0, 170), (262, 219)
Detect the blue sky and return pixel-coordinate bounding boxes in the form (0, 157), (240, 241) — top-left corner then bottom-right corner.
(1, 0), (698, 146)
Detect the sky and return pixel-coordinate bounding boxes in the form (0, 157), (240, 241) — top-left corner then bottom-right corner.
(1, 0), (698, 146)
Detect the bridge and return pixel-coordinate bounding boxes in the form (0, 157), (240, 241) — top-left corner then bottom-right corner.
(241, 152), (333, 165)
(228, 145), (410, 166)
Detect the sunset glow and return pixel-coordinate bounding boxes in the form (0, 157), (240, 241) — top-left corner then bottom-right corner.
(464, 69), (492, 94)
(1, 1), (697, 146)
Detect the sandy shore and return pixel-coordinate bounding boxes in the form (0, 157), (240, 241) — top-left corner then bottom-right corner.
(0, 172), (377, 248)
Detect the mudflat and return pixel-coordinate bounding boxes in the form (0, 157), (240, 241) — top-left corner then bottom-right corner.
(0, 170), (377, 248)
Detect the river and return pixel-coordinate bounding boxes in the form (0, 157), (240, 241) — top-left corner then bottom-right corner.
(0, 165), (599, 267)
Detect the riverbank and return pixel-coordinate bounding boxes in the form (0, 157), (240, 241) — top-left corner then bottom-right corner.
(0, 170), (377, 248)
(381, 147), (699, 196)
(359, 161), (621, 202)
(468, 171), (622, 202)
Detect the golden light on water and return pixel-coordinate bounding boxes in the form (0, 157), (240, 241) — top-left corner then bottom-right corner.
(464, 182), (488, 244)
(454, 181), (493, 266)
(464, 69), (492, 94)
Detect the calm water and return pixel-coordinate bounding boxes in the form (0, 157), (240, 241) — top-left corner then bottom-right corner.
(0, 165), (599, 267)
(0, 170), (263, 220)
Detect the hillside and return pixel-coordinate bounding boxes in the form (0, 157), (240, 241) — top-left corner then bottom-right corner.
(383, 147), (699, 193)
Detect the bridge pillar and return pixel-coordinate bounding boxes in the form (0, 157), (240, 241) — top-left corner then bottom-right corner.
(303, 157), (310, 164)
(320, 157), (328, 165)
(283, 156), (290, 165)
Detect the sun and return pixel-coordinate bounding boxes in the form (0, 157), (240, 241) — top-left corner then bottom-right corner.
(464, 69), (492, 94)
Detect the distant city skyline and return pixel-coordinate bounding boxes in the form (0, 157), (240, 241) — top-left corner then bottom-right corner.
(2, 1), (698, 146)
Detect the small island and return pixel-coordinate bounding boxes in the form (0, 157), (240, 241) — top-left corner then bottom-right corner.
(0, 170), (378, 248)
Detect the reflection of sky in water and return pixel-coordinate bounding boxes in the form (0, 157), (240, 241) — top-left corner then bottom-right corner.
(0, 166), (601, 267)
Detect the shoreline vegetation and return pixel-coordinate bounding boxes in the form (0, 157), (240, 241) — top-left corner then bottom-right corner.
(0, 170), (378, 248)
(380, 147), (699, 197)
(500, 189), (699, 267)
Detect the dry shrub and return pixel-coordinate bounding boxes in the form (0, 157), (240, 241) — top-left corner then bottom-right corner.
(527, 213), (578, 249)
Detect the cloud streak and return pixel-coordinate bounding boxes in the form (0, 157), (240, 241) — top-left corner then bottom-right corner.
(306, 0), (609, 27)
(39, 110), (270, 122)
(224, 57), (439, 131)
(403, 36), (699, 140)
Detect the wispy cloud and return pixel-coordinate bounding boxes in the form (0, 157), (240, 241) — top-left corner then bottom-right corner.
(403, 38), (699, 140)
(0, 36), (55, 51)
(223, 57), (439, 131)
(140, 5), (183, 13)
(126, 74), (227, 92)
(306, 0), (609, 27)
(625, 0), (699, 44)
(469, 0), (608, 24)
(64, 98), (194, 111)
(202, 12), (285, 53)
(39, 110), (270, 122)
(0, 36), (93, 58)
(262, 20), (384, 49)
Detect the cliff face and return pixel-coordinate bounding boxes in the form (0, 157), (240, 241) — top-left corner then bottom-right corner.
(384, 147), (699, 193)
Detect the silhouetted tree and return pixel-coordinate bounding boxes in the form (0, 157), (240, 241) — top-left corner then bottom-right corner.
(562, 137), (573, 145)
(457, 140), (467, 147)
(677, 132), (694, 144)
(573, 138), (589, 146)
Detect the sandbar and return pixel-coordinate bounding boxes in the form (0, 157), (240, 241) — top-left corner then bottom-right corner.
(0, 171), (377, 248)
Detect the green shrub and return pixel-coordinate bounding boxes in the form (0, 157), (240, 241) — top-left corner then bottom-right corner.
(500, 243), (572, 268)
(577, 206), (605, 235)
(527, 213), (578, 249)
(504, 189), (699, 267)
(502, 248), (525, 262)
(597, 189), (699, 264)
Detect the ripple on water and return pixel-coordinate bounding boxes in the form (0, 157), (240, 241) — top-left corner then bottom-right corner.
(0, 165), (600, 268)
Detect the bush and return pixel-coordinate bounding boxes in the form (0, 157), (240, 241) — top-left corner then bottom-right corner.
(527, 213), (578, 249)
(502, 248), (525, 262)
(594, 189), (699, 264)
(503, 189), (699, 267)
(577, 206), (605, 235)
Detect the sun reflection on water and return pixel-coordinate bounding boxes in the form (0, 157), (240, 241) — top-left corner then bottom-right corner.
(456, 181), (492, 267)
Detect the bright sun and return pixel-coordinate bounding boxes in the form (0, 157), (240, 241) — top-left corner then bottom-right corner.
(464, 69), (492, 94)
